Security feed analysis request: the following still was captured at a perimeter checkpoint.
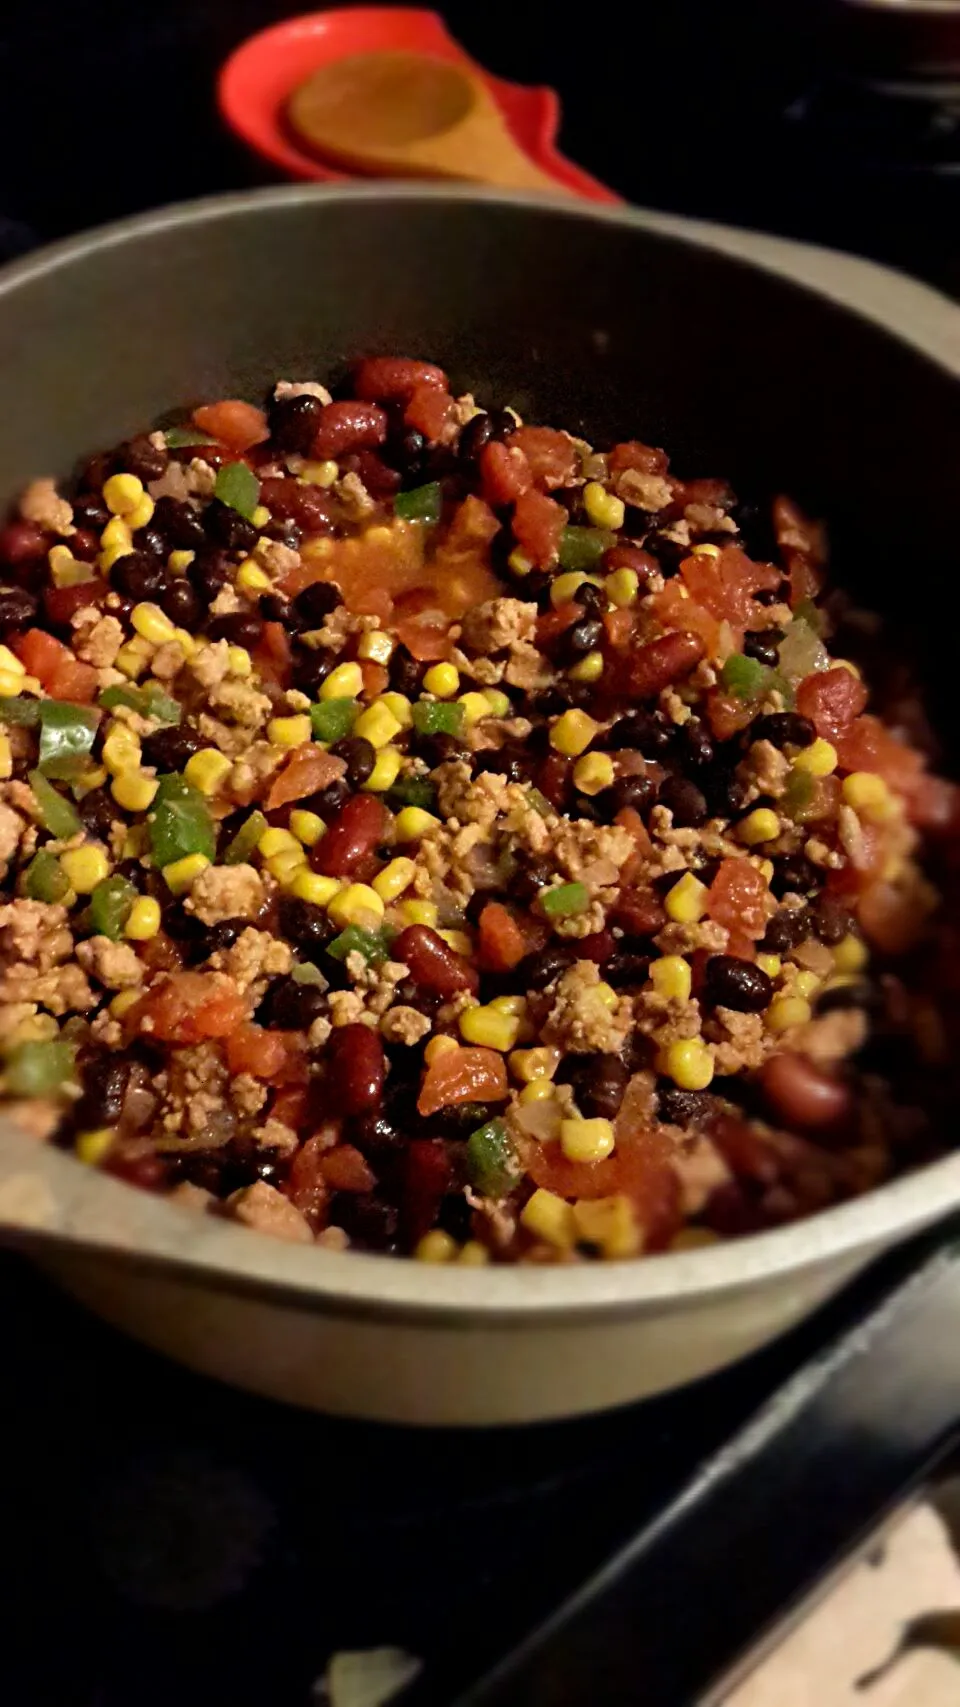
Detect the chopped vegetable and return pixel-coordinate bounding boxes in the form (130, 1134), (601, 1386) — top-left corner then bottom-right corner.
(327, 924), (391, 966)
(466, 1119), (517, 1197)
(778, 617), (829, 682)
(540, 881), (589, 918)
(223, 810), (268, 865)
(385, 777), (437, 812)
(525, 788), (551, 817)
(99, 683), (181, 726)
(148, 773), (216, 867)
(557, 525), (614, 572)
(28, 769), (82, 838)
(164, 425), (219, 448)
(24, 849), (72, 904)
(213, 461), (260, 519)
(721, 653), (769, 700)
(310, 698), (359, 744)
(290, 960), (327, 986)
(5, 1038), (75, 1097)
(782, 768), (814, 819)
(0, 697), (40, 726)
(394, 481), (443, 524)
(89, 874), (138, 940)
(38, 702), (100, 777)
(411, 700), (465, 738)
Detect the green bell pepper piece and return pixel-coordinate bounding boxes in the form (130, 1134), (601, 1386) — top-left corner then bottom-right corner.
(411, 700), (464, 738)
(540, 881), (589, 918)
(28, 770), (82, 839)
(466, 1119), (517, 1198)
(89, 875), (138, 941)
(0, 696), (40, 726)
(5, 1038), (75, 1097)
(148, 774), (216, 868)
(223, 810), (268, 866)
(557, 526), (613, 573)
(99, 683), (181, 726)
(386, 777), (437, 812)
(24, 849), (72, 904)
(214, 461), (260, 520)
(394, 481), (443, 525)
(326, 924), (390, 966)
(721, 654), (769, 700)
(310, 698), (359, 744)
(164, 426), (218, 448)
(38, 701), (100, 777)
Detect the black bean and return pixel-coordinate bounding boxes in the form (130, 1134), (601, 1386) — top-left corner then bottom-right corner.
(111, 551), (167, 602)
(657, 1085), (713, 1126)
(292, 581), (343, 626)
(815, 980), (872, 1015)
(810, 894), (854, 945)
(743, 628), (783, 668)
(607, 775), (655, 817)
(658, 774), (708, 827)
(0, 586), (38, 630)
(730, 498), (778, 562)
(389, 645), (424, 697)
(678, 720), (714, 768)
(387, 426), (427, 480)
(577, 582), (607, 617)
(158, 578), (202, 628)
(137, 526), (169, 560)
(259, 976), (327, 1030)
(458, 412), (494, 464)
(259, 594), (294, 627)
(701, 765), (747, 818)
(508, 856), (554, 907)
(203, 498), (258, 554)
(72, 494), (110, 532)
(350, 1110), (403, 1158)
(556, 617), (602, 664)
(762, 906), (809, 953)
(77, 1053), (132, 1127)
(750, 712), (816, 750)
(392, 977), (443, 1016)
(152, 495), (208, 552)
(189, 548), (234, 606)
(142, 724), (204, 772)
(206, 609), (264, 648)
(771, 853), (821, 899)
(334, 1193), (399, 1252)
(521, 945), (576, 990)
(291, 646), (334, 696)
(571, 1054), (629, 1120)
(753, 586), (783, 606)
(278, 895), (338, 959)
(473, 745), (527, 783)
(643, 530), (687, 575)
(415, 733), (467, 769)
(604, 949), (652, 987)
(78, 787), (118, 841)
(703, 954), (773, 1013)
(308, 776), (351, 817)
(268, 392), (326, 454)
(331, 736), (375, 788)
(605, 709), (673, 755)
(121, 434), (168, 483)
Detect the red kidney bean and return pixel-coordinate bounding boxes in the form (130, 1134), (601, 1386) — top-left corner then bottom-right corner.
(572, 929), (616, 964)
(69, 527), (99, 562)
(328, 1024), (385, 1115)
(258, 477), (335, 533)
(602, 543), (660, 587)
(623, 631), (705, 699)
(760, 1051), (852, 1130)
(392, 925), (479, 998)
(310, 402), (388, 460)
(313, 795), (387, 879)
(0, 520), (47, 565)
(353, 356), (447, 401)
(613, 887), (666, 938)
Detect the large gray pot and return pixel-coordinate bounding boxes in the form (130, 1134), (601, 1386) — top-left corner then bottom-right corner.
(0, 186), (957, 1425)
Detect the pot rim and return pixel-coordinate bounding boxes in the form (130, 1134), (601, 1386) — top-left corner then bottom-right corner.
(0, 182), (958, 1323)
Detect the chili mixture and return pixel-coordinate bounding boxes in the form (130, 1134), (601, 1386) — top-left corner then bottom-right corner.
(0, 357), (955, 1263)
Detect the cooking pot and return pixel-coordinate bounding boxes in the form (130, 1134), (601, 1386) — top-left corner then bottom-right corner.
(0, 185), (957, 1425)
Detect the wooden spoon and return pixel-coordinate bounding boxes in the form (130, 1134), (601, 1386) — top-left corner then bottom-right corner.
(286, 50), (565, 194)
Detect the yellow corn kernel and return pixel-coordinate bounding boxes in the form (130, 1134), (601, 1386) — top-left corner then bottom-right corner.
(114, 642), (149, 678)
(833, 933), (867, 974)
(103, 472), (144, 516)
(568, 649), (605, 685)
(659, 1037), (714, 1091)
(59, 845), (111, 894)
(414, 1229), (458, 1263)
(594, 983), (618, 1011)
(162, 853), (210, 894)
(289, 870), (341, 908)
(267, 848), (308, 885)
(124, 896), (161, 941)
(184, 748), (232, 797)
(109, 988), (141, 1020)
(363, 745), (402, 792)
(793, 738), (837, 777)
(101, 514), (133, 551)
(75, 1127), (116, 1167)
(765, 995), (812, 1033)
(481, 689), (511, 718)
(834, 658), (861, 678)
(0, 670), (25, 696)
(394, 806), (440, 842)
(300, 459), (338, 487)
(458, 1005), (519, 1052)
(328, 883), (384, 929)
(510, 1045), (560, 1084)
(841, 770), (893, 820)
(665, 871), (708, 924)
(236, 559), (272, 594)
(7, 1011), (59, 1047)
(131, 602), (176, 646)
(582, 481), (625, 531)
(251, 505), (271, 529)
(604, 567), (639, 608)
(73, 766), (108, 798)
(670, 1226), (722, 1251)
(737, 807), (780, 846)
(489, 994), (527, 1018)
(357, 629), (394, 665)
(457, 692), (490, 727)
(226, 645), (252, 677)
(756, 953), (782, 979)
(267, 714), (312, 750)
(458, 1240), (491, 1266)
(373, 857), (415, 903)
(507, 546), (533, 576)
(424, 1034), (459, 1065)
(398, 899), (438, 927)
(99, 541), (135, 574)
(438, 929), (473, 956)
(353, 702), (402, 749)
(572, 1195), (641, 1259)
(0, 645), (24, 677)
(377, 692), (413, 730)
(520, 1188), (575, 1249)
(793, 970), (822, 1000)
(168, 549), (195, 574)
(572, 752), (614, 796)
(47, 544), (85, 586)
(551, 571), (602, 608)
(125, 493), (154, 533)
(691, 542), (721, 559)
(258, 826), (300, 858)
(0, 735), (11, 780)
(288, 809), (324, 848)
(422, 662), (460, 699)
(321, 661), (364, 700)
(560, 1117), (616, 1164)
(550, 708), (600, 757)
(649, 955), (693, 1003)
(110, 769), (159, 813)
(519, 1078), (556, 1104)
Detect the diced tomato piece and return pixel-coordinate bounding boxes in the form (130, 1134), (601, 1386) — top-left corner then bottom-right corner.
(477, 902), (529, 973)
(480, 440), (532, 507)
(192, 400), (269, 452)
(614, 807), (653, 863)
(505, 427), (578, 491)
(131, 973), (246, 1044)
(650, 581), (722, 654)
(321, 1144), (377, 1194)
(786, 550), (822, 610)
(252, 620), (292, 687)
(285, 1132), (333, 1229)
(608, 440), (669, 478)
(417, 1046), (508, 1117)
(393, 619), (450, 661)
(403, 1138), (456, 1245)
(44, 580), (105, 625)
(359, 660), (389, 699)
(266, 745), (346, 811)
(706, 858), (773, 939)
(706, 691), (756, 741)
(226, 1023), (307, 1084)
(603, 608), (635, 650)
(680, 546), (779, 629)
(613, 886), (665, 938)
(353, 357), (447, 400)
(271, 1086), (310, 1130)
(834, 714), (924, 795)
(909, 775), (960, 832)
(796, 667), (868, 740)
(47, 658), (98, 703)
(404, 384), (458, 442)
(512, 488), (566, 569)
(14, 627), (71, 682)
(536, 601), (580, 648)
(527, 1128), (681, 1247)
(444, 494), (501, 553)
